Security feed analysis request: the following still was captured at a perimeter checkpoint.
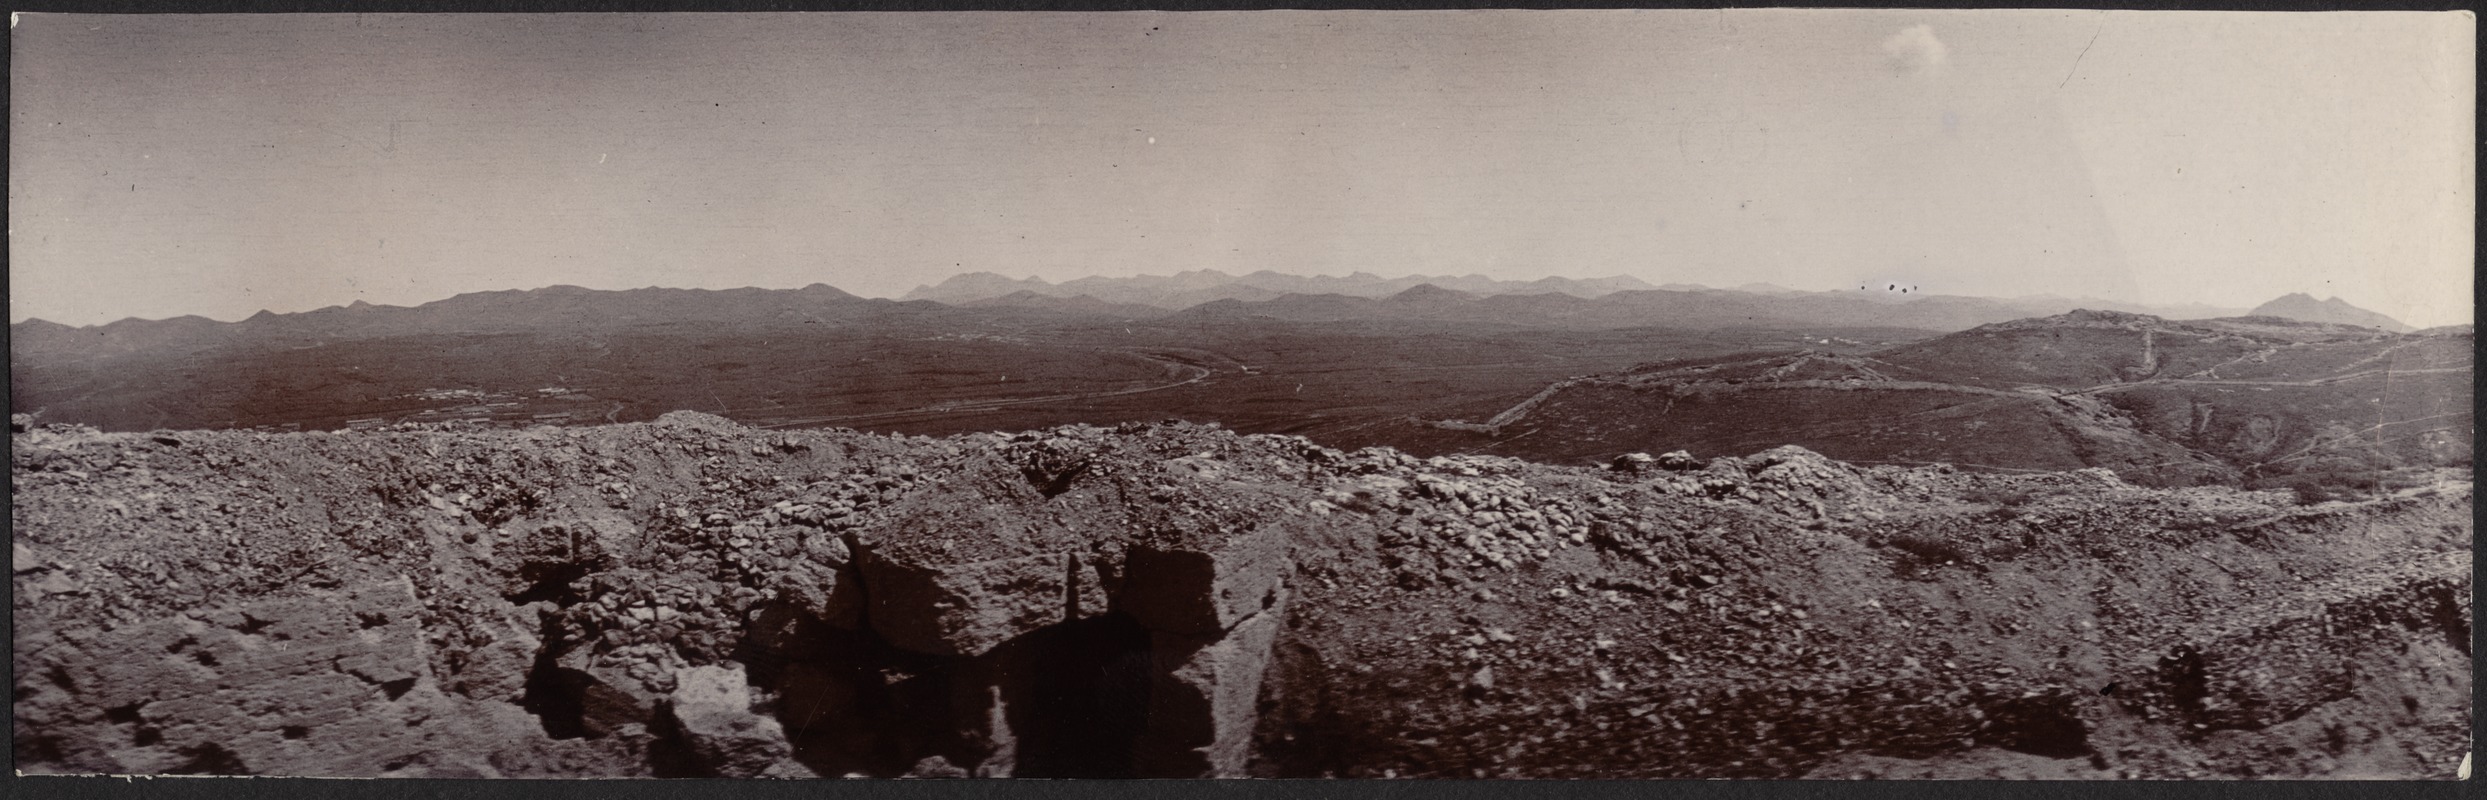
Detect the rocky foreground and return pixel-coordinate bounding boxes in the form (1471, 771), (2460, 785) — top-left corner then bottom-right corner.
(10, 413), (2471, 778)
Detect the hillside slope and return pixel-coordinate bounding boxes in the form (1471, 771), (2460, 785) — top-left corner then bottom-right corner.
(13, 415), (2469, 778)
(1415, 311), (2471, 486)
(11, 283), (1933, 446)
(1408, 350), (2238, 486)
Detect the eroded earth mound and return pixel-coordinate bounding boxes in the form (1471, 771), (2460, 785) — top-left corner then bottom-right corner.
(11, 413), (2471, 778)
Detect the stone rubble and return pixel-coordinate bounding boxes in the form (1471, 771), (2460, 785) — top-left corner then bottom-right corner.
(9, 412), (2471, 779)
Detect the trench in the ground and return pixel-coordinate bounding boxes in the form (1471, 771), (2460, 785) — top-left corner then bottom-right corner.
(1975, 693), (2092, 759)
(517, 611), (595, 741)
(733, 606), (1163, 778)
(1247, 635), (1372, 778)
(1003, 613), (1157, 777)
(2423, 581), (2472, 657)
(495, 527), (1222, 777)
(511, 567), (598, 741)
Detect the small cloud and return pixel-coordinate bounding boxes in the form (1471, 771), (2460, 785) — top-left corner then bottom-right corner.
(1882, 24), (1948, 75)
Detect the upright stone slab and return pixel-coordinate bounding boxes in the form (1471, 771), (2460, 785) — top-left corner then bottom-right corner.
(1134, 592), (1288, 777)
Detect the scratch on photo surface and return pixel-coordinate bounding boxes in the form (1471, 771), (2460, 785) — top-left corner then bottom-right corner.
(2060, 16), (2106, 90)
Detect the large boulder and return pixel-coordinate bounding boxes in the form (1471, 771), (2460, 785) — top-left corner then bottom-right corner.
(861, 550), (1074, 657)
(10, 578), (486, 775)
(664, 664), (809, 778)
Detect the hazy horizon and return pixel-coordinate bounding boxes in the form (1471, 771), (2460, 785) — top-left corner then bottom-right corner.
(12, 10), (2475, 327)
(3, 266), (2302, 328)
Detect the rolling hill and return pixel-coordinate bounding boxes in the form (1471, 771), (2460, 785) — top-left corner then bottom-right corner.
(13, 281), (2457, 491)
(11, 283), (1920, 442)
(1402, 310), (2471, 486)
(2246, 293), (2412, 332)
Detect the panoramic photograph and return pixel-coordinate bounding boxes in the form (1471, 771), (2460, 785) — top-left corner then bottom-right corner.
(9, 9), (2474, 780)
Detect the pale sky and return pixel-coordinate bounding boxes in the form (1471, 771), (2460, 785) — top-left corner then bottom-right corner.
(10, 10), (2474, 327)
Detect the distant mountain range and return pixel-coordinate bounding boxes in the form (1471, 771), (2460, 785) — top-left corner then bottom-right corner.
(19, 275), (2417, 366)
(8, 283), (1085, 362)
(902, 269), (1665, 309)
(907, 270), (2256, 324)
(2246, 293), (2411, 332)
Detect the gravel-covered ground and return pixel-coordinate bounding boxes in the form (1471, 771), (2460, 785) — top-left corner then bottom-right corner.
(11, 412), (2470, 778)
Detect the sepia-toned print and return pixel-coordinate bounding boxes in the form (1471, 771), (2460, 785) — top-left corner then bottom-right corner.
(9, 10), (2471, 779)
